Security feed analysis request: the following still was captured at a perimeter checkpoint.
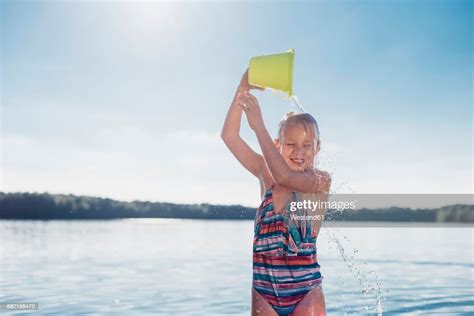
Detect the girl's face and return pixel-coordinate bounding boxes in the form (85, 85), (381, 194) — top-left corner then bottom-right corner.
(276, 123), (320, 172)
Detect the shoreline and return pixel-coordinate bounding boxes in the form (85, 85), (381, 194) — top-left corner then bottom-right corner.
(0, 218), (472, 226)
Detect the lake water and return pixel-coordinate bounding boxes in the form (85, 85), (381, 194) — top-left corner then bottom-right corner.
(0, 219), (472, 315)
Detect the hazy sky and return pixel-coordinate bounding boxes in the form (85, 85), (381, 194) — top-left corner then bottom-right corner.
(2, 0), (472, 207)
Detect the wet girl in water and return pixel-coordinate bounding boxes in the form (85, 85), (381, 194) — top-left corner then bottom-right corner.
(221, 70), (331, 316)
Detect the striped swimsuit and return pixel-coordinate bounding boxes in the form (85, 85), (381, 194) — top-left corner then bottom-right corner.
(253, 184), (323, 315)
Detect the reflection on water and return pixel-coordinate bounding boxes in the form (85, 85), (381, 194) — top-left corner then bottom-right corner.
(0, 219), (472, 314)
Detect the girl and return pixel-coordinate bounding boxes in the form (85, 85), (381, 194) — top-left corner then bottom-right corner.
(221, 69), (331, 316)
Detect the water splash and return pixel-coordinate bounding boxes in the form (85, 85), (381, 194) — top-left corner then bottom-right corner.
(318, 148), (385, 313)
(289, 95), (305, 113)
(324, 226), (386, 315)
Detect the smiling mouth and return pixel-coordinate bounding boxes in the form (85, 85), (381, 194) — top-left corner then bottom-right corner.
(290, 158), (305, 165)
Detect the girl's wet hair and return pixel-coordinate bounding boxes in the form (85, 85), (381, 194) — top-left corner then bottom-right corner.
(277, 112), (320, 143)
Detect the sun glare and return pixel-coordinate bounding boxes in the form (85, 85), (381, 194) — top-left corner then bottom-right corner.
(115, 2), (181, 42)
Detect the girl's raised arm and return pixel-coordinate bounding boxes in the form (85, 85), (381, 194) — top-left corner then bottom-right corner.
(255, 122), (331, 194)
(237, 92), (331, 194)
(221, 70), (265, 178)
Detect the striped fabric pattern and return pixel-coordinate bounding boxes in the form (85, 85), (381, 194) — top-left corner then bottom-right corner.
(253, 184), (323, 315)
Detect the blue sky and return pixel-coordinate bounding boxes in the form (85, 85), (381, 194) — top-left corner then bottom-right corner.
(1, 0), (472, 207)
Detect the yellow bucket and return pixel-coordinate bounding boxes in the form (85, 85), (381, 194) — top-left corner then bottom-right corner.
(248, 49), (295, 96)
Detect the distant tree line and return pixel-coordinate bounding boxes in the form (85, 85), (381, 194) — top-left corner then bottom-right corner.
(0, 192), (472, 222)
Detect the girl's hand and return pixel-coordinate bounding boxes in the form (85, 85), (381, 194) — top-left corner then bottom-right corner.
(238, 69), (264, 93)
(235, 91), (264, 131)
